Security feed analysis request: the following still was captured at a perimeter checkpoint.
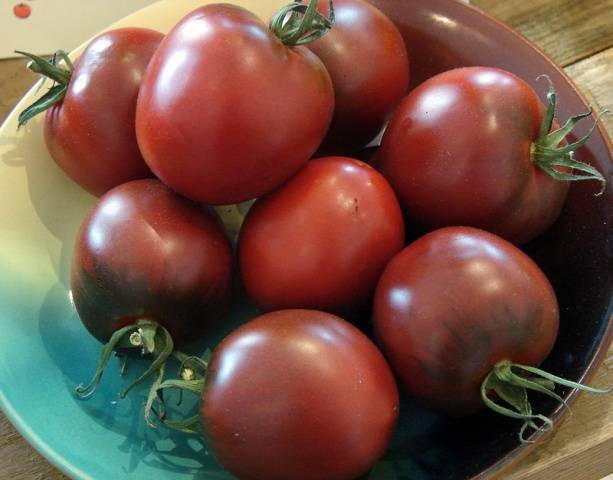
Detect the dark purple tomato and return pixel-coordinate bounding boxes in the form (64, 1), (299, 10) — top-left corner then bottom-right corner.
(43, 28), (163, 196)
(202, 309), (399, 480)
(136, 4), (334, 205)
(373, 226), (559, 415)
(238, 156), (405, 315)
(307, 0), (409, 153)
(71, 179), (232, 345)
(378, 67), (576, 244)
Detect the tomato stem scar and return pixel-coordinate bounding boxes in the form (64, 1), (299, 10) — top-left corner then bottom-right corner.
(182, 367), (195, 381)
(129, 331), (143, 347)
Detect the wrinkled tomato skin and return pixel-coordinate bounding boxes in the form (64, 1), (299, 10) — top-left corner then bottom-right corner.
(202, 309), (399, 480)
(45, 28), (162, 196)
(307, 0), (409, 153)
(238, 156), (405, 316)
(71, 179), (233, 345)
(136, 4), (334, 205)
(373, 227), (559, 415)
(378, 67), (569, 244)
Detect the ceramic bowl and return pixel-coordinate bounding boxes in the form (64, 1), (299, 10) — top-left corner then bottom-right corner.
(0, 0), (611, 479)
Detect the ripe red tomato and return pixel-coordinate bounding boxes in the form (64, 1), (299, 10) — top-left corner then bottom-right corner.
(71, 179), (232, 346)
(202, 309), (399, 480)
(20, 28), (163, 196)
(136, 4), (334, 205)
(13, 3), (31, 19)
(306, 0), (409, 153)
(238, 156), (405, 315)
(378, 67), (603, 244)
(373, 226), (559, 415)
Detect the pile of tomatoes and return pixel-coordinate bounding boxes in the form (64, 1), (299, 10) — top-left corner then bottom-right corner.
(19, 0), (608, 478)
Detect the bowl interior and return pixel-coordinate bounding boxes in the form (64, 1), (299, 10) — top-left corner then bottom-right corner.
(0, 0), (611, 479)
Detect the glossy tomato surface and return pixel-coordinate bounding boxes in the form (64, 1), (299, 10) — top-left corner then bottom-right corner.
(378, 67), (570, 244)
(45, 28), (162, 196)
(307, 0), (409, 153)
(71, 179), (232, 345)
(373, 227), (559, 415)
(136, 4), (334, 205)
(238, 156), (405, 315)
(201, 309), (399, 480)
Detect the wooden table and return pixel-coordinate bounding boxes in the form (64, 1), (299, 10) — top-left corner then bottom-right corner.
(1, 0), (612, 478)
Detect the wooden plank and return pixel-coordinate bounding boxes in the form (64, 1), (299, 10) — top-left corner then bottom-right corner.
(565, 47), (613, 135)
(0, 415), (65, 480)
(471, 0), (613, 67)
(0, 58), (36, 122)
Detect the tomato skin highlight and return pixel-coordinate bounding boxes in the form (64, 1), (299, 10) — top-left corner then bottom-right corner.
(378, 67), (570, 244)
(307, 0), (409, 153)
(238, 156), (405, 315)
(71, 179), (233, 345)
(202, 309), (399, 480)
(45, 28), (162, 196)
(136, 4), (334, 205)
(373, 226), (559, 415)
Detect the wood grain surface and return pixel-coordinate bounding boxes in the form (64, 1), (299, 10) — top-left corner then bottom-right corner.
(472, 0), (613, 66)
(1, 0), (612, 479)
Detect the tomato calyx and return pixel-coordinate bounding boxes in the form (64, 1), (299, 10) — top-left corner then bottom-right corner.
(481, 359), (610, 443)
(269, 0), (335, 46)
(75, 318), (179, 427)
(144, 349), (211, 433)
(15, 49), (74, 127)
(531, 75), (608, 195)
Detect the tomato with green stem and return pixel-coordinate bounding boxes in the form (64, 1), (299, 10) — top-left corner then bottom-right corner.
(378, 67), (606, 244)
(71, 179), (232, 416)
(17, 28), (162, 196)
(373, 226), (610, 441)
(154, 309), (399, 480)
(136, 0), (334, 205)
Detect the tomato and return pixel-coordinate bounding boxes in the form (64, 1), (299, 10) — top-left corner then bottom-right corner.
(201, 309), (399, 480)
(136, 3), (334, 205)
(13, 3), (31, 19)
(238, 156), (405, 316)
(19, 28), (163, 196)
(71, 179), (232, 346)
(373, 226), (559, 416)
(306, 0), (409, 153)
(378, 67), (604, 244)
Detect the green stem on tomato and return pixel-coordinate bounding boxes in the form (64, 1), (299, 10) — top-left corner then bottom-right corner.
(144, 349), (211, 432)
(531, 75), (608, 195)
(15, 49), (73, 127)
(75, 318), (181, 426)
(269, 0), (335, 46)
(481, 360), (611, 443)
